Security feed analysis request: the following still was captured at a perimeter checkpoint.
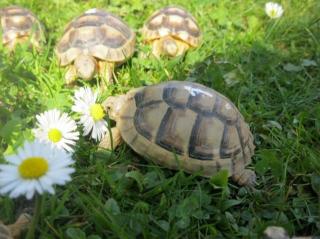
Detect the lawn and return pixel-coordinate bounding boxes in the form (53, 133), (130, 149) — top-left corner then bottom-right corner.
(0, 0), (319, 238)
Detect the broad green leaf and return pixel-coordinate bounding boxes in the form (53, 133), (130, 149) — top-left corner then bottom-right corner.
(88, 236), (102, 239)
(223, 70), (240, 86)
(207, 225), (218, 237)
(157, 220), (170, 232)
(0, 118), (21, 140)
(283, 63), (303, 72)
(311, 174), (320, 195)
(255, 157), (269, 175)
(256, 150), (282, 178)
(66, 228), (86, 239)
(210, 170), (229, 188)
(125, 171), (144, 192)
(104, 198), (121, 215)
(221, 199), (243, 211)
(301, 59), (317, 67)
(247, 16), (260, 31)
(176, 216), (190, 229)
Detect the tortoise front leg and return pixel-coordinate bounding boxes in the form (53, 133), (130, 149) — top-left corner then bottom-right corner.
(5, 37), (20, 51)
(5, 41), (16, 51)
(99, 127), (123, 150)
(30, 36), (41, 51)
(65, 65), (77, 85)
(175, 40), (190, 56)
(151, 39), (162, 58)
(98, 61), (115, 89)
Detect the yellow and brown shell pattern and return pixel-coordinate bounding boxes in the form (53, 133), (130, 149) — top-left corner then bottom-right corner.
(142, 6), (201, 47)
(0, 6), (44, 48)
(56, 9), (135, 67)
(117, 81), (255, 178)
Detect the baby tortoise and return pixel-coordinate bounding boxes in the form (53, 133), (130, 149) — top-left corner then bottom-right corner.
(0, 213), (31, 239)
(0, 6), (44, 50)
(100, 81), (255, 186)
(142, 6), (201, 57)
(55, 8), (135, 85)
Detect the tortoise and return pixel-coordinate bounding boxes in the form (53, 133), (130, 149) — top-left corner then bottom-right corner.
(0, 213), (30, 239)
(55, 8), (135, 85)
(141, 6), (201, 58)
(0, 223), (11, 239)
(0, 6), (44, 50)
(100, 81), (256, 186)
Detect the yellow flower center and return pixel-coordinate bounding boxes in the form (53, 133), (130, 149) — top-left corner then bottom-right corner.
(90, 104), (105, 121)
(18, 157), (49, 179)
(48, 128), (62, 143)
(270, 9), (277, 17)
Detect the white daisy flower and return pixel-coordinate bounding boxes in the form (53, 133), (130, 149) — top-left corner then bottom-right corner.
(85, 8), (98, 14)
(0, 140), (75, 200)
(33, 109), (79, 153)
(72, 87), (108, 141)
(265, 2), (284, 19)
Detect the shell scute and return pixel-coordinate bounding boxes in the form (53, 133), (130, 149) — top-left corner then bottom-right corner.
(155, 107), (197, 155)
(187, 89), (216, 114)
(216, 100), (239, 124)
(219, 125), (242, 158)
(134, 101), (168, 141)
(56, 9), (135, 65)
(162, 85), (189, 108)
(142, 6), (201, 46)
(139, 84), (165, 103)
(189, 115), (224, 160)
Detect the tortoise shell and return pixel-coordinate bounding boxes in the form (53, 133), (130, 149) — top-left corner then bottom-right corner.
(0, 223), (11, 239)
(56, 8), (135, 66)
(0, 213), (30, 239)
(0, 6), (44, 47)
(116, 81), (254, 177)
(142, 6), (201, 47)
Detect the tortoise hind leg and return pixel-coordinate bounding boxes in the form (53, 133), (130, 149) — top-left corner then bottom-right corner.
(99, 127), (123, 150)
(232, 169), (256, 186)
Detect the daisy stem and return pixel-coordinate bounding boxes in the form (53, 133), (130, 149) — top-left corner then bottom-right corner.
(26, 195), (43, 239)
(265, 20), (280, 40)
(107, 118), (115, 155)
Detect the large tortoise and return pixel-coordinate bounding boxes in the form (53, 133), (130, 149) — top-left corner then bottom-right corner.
(0, 6), (44, 50)
(142, 6), (201, 57)
(100, 81), (255, 186)
(55, 8), (135, 85)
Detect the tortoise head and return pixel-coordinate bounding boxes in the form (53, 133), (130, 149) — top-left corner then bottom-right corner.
(103, 95), (126, 121)
(162, 36), (178, 57)
(74, 54), (97, 80)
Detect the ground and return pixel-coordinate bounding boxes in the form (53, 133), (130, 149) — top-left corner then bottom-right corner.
(0, 0), (319, 238)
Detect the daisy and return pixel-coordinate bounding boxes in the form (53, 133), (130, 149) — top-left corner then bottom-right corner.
(265, 2), (284, 19)
(33, 109), (79, 153)
(72, 87), (108, 141)
(0, 140), (75, 199)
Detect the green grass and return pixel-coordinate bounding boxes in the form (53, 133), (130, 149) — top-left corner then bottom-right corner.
(0, 0), (319, 238)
